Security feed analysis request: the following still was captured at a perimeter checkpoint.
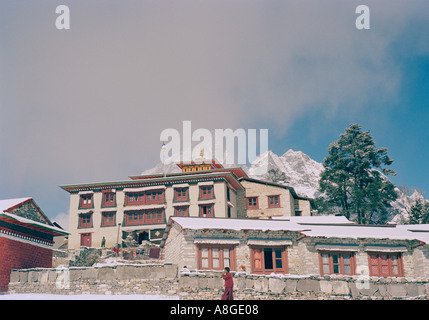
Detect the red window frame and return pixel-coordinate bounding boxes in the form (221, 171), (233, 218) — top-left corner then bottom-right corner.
(368, 253), (404, 277)
(125, 211), (144, 226)
(174, 206), (189, 217)
(127, 192), (145, 205)
(199, 204), (214, 217)
(124, 209), (165, 226)
(101, 211), (116, 227)
(246, 197), (259, 210)
(174, 188), (189, 202)
(78, 213), (93, 228)
(79, 194), (93, 209)
(197, 245), (236, 271)
(268, 195), (280, 208)
(102, 192), (116, 207)
(146, 190), (164, 204)
(250, 246), (288, 274)
(319, 251), (356, 276)
(145, 209), (164, 224)
(199, 186), (214, 200)
(126, 190), (165, 206)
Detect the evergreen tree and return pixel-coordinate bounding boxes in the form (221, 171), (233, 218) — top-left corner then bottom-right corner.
(264, 168), (288, 184)
(407, 199), (429, 224)
(318, 124), (398, 224)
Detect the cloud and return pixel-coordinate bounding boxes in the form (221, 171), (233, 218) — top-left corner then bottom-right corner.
(1, 0), (428, 217)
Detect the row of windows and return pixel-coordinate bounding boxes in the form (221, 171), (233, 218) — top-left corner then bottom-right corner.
(78, 210), (166, 228)
(246, 195), (280, 210)
(77, 204), (220, 228)
(197, 245), (405, 277)
(78, 186), (219, 209)
(79, 192), (116, 209)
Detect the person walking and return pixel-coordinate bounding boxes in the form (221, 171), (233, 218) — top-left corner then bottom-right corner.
(221, 267), (234, 300)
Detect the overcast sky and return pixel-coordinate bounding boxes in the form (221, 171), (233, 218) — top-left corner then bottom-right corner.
(1, 1), (428, 229)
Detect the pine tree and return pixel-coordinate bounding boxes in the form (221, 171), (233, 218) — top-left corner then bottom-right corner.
(318, 124), (398, 224)
(407, 199), (429, 224)
(264, 168), (288, 184)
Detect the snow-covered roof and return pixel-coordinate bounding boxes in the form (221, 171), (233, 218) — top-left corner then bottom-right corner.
(0, 212), (68, 236)
(0, 197), (68, 236)
(395, 224), (429, 231)
(0, 197), (32, 213)
(394, 224), (429, 243)
(299, 224), (423, 242)
(272, 215), (354, 225)
(169, 216), (308, 232)
(166, 216), (429, 244)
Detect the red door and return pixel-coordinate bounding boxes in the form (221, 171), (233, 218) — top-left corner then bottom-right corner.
(80, 233), (92, 247)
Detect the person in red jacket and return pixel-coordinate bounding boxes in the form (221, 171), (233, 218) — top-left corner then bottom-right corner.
(221, 267), (234, 300)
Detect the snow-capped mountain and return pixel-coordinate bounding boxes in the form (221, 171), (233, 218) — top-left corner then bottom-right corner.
(142, 148), (426, 223)
(248, 149), (324, 198)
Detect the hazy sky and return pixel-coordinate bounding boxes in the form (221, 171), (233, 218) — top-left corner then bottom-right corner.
(1, 1), (428, 229)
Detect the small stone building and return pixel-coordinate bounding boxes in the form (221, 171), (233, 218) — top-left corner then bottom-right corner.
(239, 177), (314, 218)
(161, 216), (429, 279)
(0, 198), (68, 292)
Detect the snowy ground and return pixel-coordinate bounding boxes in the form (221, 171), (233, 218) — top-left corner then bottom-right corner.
(0, 293), (179, 300)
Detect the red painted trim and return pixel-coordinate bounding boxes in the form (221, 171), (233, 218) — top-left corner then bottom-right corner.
(197, 244), (236, 271)
(246, 197), (259, 210)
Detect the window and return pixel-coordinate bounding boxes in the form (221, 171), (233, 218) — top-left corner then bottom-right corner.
(319, 252), (355, 275)
(146, 190), (164, 204)
(79, 213), (92, 228)
(174, 188), (188, 202)
(101, 211), (116, 227)
(124, 209), (165, 226)
(127, 192), (144, 205)
(199, 204), (214, 217)
(102, 192), (116, 207)
(251, 247), (288, 274)
(368, 253), (403, 277)
(146, 209), (164, 224)
(126, 190), (164, 206)
(247, 197), (258, 210)
(199, 186), (214, 200)
(198, 245), (235, 270)
(174, 206), (189, 217)
(268, 195), (280, 208)
(125, 211), (144, 226)
(79, 194), (93, 209)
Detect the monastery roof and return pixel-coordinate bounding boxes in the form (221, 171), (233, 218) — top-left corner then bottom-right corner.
(272, 215), (354, 225)
(0, 198), (68, 236)
(0, 212), (68, 236)
(60, 171), (245, 193)
(168, 216), (309, 232)
(0, 197), (32, 213)
(129, 167), (248, 180)
(162, 216), (429, 247)
(300, 224), (425, 242)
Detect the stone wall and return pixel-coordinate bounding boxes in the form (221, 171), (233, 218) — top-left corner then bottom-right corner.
(7, 263), (179, 296)
(179, 270), (429, 300)
(6, 264), (429, 299)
